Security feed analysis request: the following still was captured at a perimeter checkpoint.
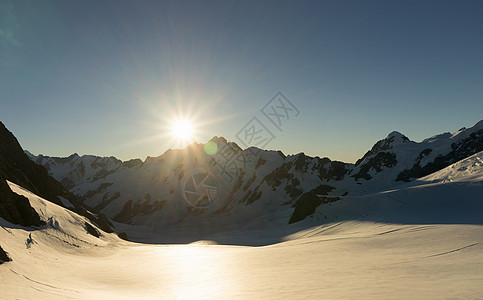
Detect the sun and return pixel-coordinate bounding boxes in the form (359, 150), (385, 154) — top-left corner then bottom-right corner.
(172, 120), (193, 140)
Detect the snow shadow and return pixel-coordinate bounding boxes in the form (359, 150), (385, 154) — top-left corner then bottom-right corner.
(121, 181), (483, 246)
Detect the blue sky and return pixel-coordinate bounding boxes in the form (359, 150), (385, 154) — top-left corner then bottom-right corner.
(1, 0), (482, 163)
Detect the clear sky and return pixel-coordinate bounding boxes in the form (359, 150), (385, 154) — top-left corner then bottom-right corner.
(1, 0), (482, 163)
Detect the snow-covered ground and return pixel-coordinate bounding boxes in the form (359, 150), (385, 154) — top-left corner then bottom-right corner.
(3, 221), (482, 299)
(2, 152), (483, 300)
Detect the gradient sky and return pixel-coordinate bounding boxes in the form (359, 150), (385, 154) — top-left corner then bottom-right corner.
(1, 0), (482, 163)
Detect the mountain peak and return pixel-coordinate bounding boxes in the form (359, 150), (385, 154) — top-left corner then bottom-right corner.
(472, 119), (483, 131)
(209, 136), (228, 144)
(355, 130), (410, 166)
(69, 153), (80, 159)
(386, 131), (410, 143)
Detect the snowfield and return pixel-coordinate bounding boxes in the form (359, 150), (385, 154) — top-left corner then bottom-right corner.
(2, 149), (483, 300)
(3, 222), (483, 299)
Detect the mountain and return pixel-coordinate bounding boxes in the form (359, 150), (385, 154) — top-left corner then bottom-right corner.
(1, 155), (482, 299)
(0, 122), (114, 233)
(1, 120), (483, 298)
(0, 177), (44, 227)
(0, 122), (77, 208)
(0, 122), (117, 268)
(26, 120), (483, 231)
(1, 180), (118, 263)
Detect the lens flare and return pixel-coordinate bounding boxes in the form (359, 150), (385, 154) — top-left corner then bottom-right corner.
(203, 141), (218, 155)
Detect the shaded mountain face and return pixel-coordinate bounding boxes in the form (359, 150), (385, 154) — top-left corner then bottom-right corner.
(396, 126), (483, 181)
(0, 122), (113, 232)
(0, 176), (44, 227)
(27, 120), (483, 226)
(0, 245), (10, 264)
(347, 121), (483, 188)
(0, 122), (75, 207)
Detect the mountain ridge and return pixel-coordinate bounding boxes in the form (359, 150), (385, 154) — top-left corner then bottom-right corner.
(25, 120), (483, 229)
(0, 121), (114, 233)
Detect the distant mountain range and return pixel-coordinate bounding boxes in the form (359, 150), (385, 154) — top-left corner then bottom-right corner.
(23, 120), (482, 230)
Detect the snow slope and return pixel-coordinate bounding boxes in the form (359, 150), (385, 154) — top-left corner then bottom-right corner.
(418, 150), (483, 183)
(1, 176), (483, 299)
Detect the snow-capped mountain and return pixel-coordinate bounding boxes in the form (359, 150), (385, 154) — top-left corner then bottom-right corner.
(26, 120), (483, 229)
(1, 120), (483, 299)
(2, 172), (483, 299)
(0, 179), (121, 266)
(0, 121), (114, 233)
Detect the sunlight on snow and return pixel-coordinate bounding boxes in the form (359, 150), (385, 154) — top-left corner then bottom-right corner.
(164, 245), (239, 298)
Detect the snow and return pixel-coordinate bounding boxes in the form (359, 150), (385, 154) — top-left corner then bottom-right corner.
(2, 221), (483, 299)
(58, 196), (74, 208)
(418, 151), (483, 183)
(348, 121), (482, 192)
(386, 130), (409, 143)
(4, 125), (482, 299)
(2, 155), (483, 300)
